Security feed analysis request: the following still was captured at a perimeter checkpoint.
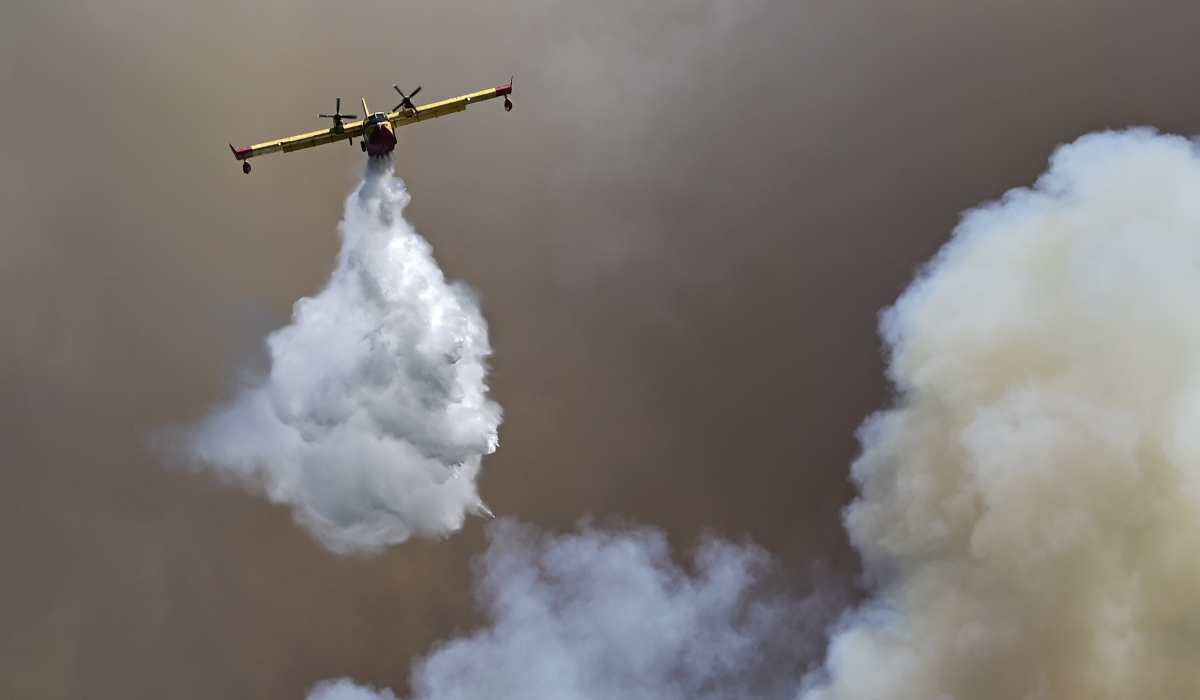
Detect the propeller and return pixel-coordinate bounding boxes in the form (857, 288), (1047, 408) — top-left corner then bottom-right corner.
(392, 85), (422, 113)
(318, 97), (358, 133)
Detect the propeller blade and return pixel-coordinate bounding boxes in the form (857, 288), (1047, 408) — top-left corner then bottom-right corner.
(336, 97), (341, 112)
(392, 85), (421, 111)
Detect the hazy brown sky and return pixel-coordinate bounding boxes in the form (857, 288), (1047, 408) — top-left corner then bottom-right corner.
(4, 0), (1200, 698)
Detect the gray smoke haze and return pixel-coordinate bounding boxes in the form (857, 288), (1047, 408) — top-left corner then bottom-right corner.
(308, 129), (1200, 699)
(188, 160), (500, 554)
(8, 0), (1200, 697)
(309, 519), (827, 700)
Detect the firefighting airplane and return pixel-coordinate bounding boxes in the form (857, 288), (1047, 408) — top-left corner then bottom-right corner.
(229, 80), (513, 173)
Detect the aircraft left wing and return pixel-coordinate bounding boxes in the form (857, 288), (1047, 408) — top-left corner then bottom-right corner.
(229, 121), (365, 162)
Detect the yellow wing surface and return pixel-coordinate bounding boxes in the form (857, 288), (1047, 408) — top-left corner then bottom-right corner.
(388, 83), (512, 128)
(230, 123), (363, 161)
(230, 81), (512, 163)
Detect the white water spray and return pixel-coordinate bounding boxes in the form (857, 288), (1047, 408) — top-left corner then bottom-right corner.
(189, 160), (501, 555)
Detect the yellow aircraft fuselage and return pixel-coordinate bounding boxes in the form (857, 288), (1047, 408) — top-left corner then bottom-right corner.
(230, 82), (512, 173)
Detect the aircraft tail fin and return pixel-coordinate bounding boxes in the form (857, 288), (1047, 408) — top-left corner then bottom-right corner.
(361, 97), (370, 116)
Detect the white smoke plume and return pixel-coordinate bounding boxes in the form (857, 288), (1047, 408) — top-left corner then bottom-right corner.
(304, 128), (1200, 698)
(188, 159), (501, 555)
(308, 679), (397, 700)
(804, 128), (1200, 699)
(309, 519), (829, 700)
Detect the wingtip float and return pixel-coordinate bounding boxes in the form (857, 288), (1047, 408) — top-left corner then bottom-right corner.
(230, 79), (513, 174)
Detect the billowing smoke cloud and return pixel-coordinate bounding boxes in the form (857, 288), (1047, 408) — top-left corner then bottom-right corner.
(307, 128), (1200, 698)
(309, 679), (397, 700)
(805, 128), (1200, 698)
(310, 519), (828, 700)
(188, 160), (501, 555)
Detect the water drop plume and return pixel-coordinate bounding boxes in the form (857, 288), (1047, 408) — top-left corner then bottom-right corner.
(188, 158), (501, 555)
(804, 129), (1200, 699)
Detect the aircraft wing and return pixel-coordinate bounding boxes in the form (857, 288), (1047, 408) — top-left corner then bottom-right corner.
(229, 81), (512, 164)
(230, 121), (365, 162)
(389, 82), (512, 128)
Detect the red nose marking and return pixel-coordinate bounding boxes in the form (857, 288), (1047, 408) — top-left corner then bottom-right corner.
(366, 124), (397, 156)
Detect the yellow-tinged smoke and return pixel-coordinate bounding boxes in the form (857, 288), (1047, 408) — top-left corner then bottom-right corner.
(304, 130), (1200, 700)
(805, 128), (1200, 699)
